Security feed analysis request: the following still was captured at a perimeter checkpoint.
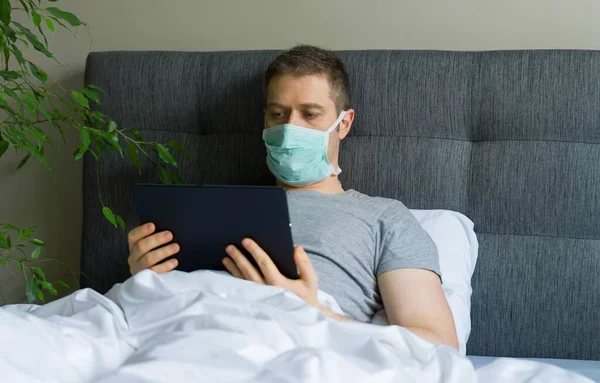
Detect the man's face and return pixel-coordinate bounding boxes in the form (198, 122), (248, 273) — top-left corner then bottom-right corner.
(265, 74), (339, 131)
(265, 74), (352, 168)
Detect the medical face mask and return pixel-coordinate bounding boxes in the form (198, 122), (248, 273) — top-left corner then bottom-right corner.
(262, 111), (347, 187)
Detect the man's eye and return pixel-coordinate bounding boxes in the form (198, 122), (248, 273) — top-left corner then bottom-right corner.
(304, 112), (318, 119)
(271, 112), (283, 118)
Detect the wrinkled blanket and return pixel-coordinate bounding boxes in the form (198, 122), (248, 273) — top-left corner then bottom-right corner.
(0, 270), (592, 383)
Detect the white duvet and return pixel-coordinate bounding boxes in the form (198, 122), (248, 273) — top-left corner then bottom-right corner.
(0, 270), (593, 383)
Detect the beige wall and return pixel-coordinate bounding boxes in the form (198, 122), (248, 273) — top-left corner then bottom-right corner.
(3, 0), (600, 303)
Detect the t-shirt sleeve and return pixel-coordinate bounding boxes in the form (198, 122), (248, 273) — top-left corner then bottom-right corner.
(376, 201), (441, 279)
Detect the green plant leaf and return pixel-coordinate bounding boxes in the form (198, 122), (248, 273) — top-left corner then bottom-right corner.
(1, 38), (9, 68)
(0, 232), (9, 249)
(17, 0), (29, 12)
(0, 223), (20, 231)
(12, 22), (53, 58)
(56, 280), (69, 288)
(20, 92), (39, 117)
(127, 142), (141, 173)
(108, 120), (117, 132)
(46, 18), (54, 33)
(8, 44), (23, 64)
(82, 87), (100, 104)
(167, 141), (191, 160)
(96, 130), (121, 151)
(0, 0), (11, 25)
(0, 70), (21, 80)
(159, 166), (173, 185)
(102, 206), (117, 228)
(0, 139), (8, 159)
(37, 23), (49, 48)
(157, 144), (178, 168)
(25, 279), (39, 303)
(3, 23), (17, 42)
(29, 238), (45, 246)
(47, 16), (73, 33)
(71, 91), (90, 110)
(170, 171), (184, 185)
(73, 147), (85, 161)
(37, 289), (45, 302)
(116, 215), (126, 231)
(80, 128), (91, 148)
(129, 130), (143, 142)
(32, 12), (42, 26)
(17, 226), (35, 240)
(37, 104), (54, 123)
(0, 258), (6, 267)
(31, 246), (42, 259)
(21, 100), (36, 117)
(17, 153), (31, 169)
(41, 281), (57, 296)
(74, 128), (91, 161)
(28, 126), (52, 148)
(33, 267), (46, 281)
(45, 7), (83, 27)
(29, 62), (48, 83)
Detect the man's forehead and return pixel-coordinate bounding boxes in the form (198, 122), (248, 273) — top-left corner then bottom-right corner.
(266, 74), (335, 108)
(266, 101), (326, 110)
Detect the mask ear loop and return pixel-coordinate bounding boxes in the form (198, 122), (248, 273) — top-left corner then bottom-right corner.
(327, 111), (347, 177)
(326, 111), (347, 133)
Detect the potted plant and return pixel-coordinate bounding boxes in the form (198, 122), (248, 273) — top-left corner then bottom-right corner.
(0, 0), (187, 304)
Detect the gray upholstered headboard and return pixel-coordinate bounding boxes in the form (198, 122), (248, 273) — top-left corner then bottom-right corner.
(82, 50), (600, 360)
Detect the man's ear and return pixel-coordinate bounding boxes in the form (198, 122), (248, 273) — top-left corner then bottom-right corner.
(338, 109), (355, 140)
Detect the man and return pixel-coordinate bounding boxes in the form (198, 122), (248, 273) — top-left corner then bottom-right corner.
(127, 45), (459, 349)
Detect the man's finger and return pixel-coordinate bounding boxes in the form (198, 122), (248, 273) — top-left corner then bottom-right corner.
(150, 258), (178, 274)
(141, 243), (180, 269)
(225, 244), (264, 284)
(132, 230), (173, 261)
(295, 246), (318, 288)
(222, 257), (244, 279)
(241, 238), (284, 285)
(128, 223), (155, 251)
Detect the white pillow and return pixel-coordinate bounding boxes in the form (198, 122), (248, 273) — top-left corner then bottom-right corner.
(370, 209), (479, 356)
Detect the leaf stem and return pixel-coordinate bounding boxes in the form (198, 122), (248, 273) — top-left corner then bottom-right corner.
(96, 160), (103, 206)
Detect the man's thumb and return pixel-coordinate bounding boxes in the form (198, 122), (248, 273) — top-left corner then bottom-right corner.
(295, 246), (317, 287)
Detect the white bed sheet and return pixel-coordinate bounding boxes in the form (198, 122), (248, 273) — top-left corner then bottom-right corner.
(0, 270), (594, 383)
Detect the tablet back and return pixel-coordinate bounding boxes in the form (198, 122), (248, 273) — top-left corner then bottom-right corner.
(133, 184), (297, 279)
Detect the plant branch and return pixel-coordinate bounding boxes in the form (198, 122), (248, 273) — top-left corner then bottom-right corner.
(96, 160), (103, 206)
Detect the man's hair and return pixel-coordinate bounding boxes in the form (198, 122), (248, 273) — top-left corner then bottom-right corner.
(265, 45), (351, 112)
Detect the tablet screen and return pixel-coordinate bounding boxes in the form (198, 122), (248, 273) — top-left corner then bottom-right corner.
(133, 184), (298, 279)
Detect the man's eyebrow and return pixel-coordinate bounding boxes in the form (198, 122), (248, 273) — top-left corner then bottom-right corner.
(265, 102), (326, 110)
(300, 103), (326, 110)
(266, 102), (287, 109)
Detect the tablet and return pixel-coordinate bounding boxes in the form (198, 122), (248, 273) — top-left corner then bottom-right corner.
(133, 184), (298, 280)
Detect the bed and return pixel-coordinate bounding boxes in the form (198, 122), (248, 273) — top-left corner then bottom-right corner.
(2, 49), (598, 382)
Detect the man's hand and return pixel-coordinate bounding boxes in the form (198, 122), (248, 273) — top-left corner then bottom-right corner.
(223, 239), (358, 322)
(223, 238), (322, 309)
(127, 222), (180, 275)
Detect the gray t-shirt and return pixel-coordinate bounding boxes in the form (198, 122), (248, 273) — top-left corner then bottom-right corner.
(287, 189), (440, 322)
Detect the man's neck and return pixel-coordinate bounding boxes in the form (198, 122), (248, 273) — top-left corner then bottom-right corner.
(278, 176), (345, 195)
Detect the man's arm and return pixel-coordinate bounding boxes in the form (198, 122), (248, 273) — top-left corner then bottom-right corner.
(378, 268), (459, 350)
